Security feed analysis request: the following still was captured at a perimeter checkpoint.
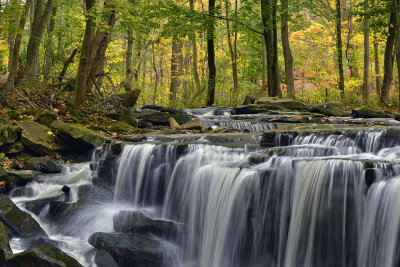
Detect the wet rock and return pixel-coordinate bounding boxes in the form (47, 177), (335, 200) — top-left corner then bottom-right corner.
(119, 89), (141, 108)
(256, 97), (308, 110)
(35, 109), (58, 126)
(0, 125), (21, 147)
(88, 232), (164, 267)
(9, 186), (34, 198)
(47, 201), (80, 223)
(39, 243), (83, 267)
(51, 121), (107, 152)
(232, 105), (271, 115)
(23, 157), (63, 174)
(61, 185), (70, 194)
(1, 142), (24, 155)
(16, 121), (67, 155)
(110, 142), (123, 155)
(0, 196), (47, 238)
(5, 248), (66, 267)
(137, 106), (195, 127)
(113, 210), (179, 239)
(364, 168), (376, 186)
(181, 118), (205, 131)
(106, 113), (138, 128)
(169, 117), (180, 129)
(94, 249), (118, 267)
(25, 196), (61, 215)
(352, 108), (393, 118)
(243, 95), (255, 105)
(2, 170), (40, 192)
(310, 102), (351, 117)
(0, 222), (12, 257)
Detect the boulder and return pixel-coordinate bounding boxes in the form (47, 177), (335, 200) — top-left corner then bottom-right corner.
(51, 121), (107, 151)
(169, 117), (180, 129)
(39, 243), (83, 267)
(0, 125), (21, 147)
(5, 248), (66, 267)
(0, 196), (47, 238)
(1, 142), (24, 155)
(16, 121), (67, 155)
(94, 249), (118, 267)
(0, 222), (12, 257)
(137, 107), (195, 127)
(88, 232), (164, 267)
(2, 170), (40, 192)
(310, 102), (351, 117)
(119, 89), (141, 108)
(25, 196), (61, 215)
(22, 157), (62, 174)
(243, 95), (255, 105)
(352, 108), (393, 118)
(35, 109), (58, 126)
(181, 118), (205, 131)
(106, 113), (138, 128)
(256, 97), (308, 110)
(113, 210), (179, 239)
(47, 200), (87, 225)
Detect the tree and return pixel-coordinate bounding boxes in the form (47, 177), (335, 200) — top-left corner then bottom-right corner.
(226, 0), (239, 93)
(206, 0), (216, 106)
(362, 0), (370, 100)
(189, 0), (201, 92)
(281, 0), (295, 98)
(335, 0), (345, 100)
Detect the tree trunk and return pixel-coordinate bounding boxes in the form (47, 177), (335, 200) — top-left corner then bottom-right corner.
(225, 0), (239, 93)
(59, 48), (78, 82)
(6, 0), (32, 89)
(206, 0), (216, 106)
(261, 0), (281, 97)
(189, 0), (201, 91)
(43, 6), (58, 81)
(362, 0), (369, 100)
(374, 36), (381, 96)
(335, 0), (345, 100)
(281, 0), (295, 98)
(262, 35), (268, 93)
(169, 35), (181, 104)
(24, 0), (55, 83)
(152, 44), (158, 105)
(380, 0), (398, 105)
(126, 30), (133, 91)
(58, 5), (64, 58)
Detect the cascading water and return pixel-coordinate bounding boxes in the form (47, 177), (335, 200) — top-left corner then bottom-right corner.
(9, 127), (400, 267)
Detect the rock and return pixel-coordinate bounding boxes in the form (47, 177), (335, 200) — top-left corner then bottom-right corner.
(16, 121), (67, 155)
(113, 210), (179, 239)
(1, 142), (24, 154)
(110, 142), (123, 155)
(0, 196), (47, 238)
(365, 168), (376, 186)
(88, 232), (165, 267)
(181, 118), (205, 131)
(106, 113), (138, 128)
(0, 168), (6, 179)
(51, 121), (108, 151)
(137, 107), (195, 126)
(0, 125), (21, 147)
(352, 108), (393, 118)
(61, 185), (70, 194)
(169, 117), (180, 129)
(47, 200), (88, 226)
(39, 243), (83, 267)
(94, 249), (118, 267)
(35, 109), (58, 126)
(310, 102), (351, 117)
(25, 196), (61, 215)
(256, 97), (308, 110)
(119, 89), (141, 108)
(243, 95), (255, 105)
(23, 157), (62, 174)
(0, 222), (12, 257)
(2, 170), (39, 192)
(5, 248), (66, 267)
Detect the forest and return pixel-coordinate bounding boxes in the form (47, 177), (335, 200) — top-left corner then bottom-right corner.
(0, 0), (399, 111)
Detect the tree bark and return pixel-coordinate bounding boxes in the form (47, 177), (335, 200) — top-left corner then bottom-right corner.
(226, 0), (239, 93)
(206, 0), (216, 106)
(335, 0), (345, 100)
(169, 35), (181, 104)
(374, 36), (381, 96)
(126, 30), (133, 91)
(380, 0), (398, 105)
(362, 0), (369, 100)
(59, 48), (78, 82)
(262, 35), (268, 93)
(6, 0), (32, 89)
(43, 6), (58, 81)
(281, 0), (295, 98)
(24, 0), (55, 82)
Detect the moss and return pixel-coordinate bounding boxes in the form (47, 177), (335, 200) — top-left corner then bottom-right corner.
(91, 121), (137, 134)
(0, 222), (11, 257)
(40, 243), (82, 267)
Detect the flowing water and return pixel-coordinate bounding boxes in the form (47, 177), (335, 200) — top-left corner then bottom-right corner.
(8, 124), (400, 267)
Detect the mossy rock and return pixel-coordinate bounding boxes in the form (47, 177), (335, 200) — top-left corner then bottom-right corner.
(119, 89), (141, 108)
(0, 222), (12, 257)
(310, 102), (351, 117)
(0, 125), (21, 147)
(1, 142), (24, 155)
(137, 111), (194, 127)
(106, 113), (138, 127)
(6, 248), (66, 267)
(91, 121), (137, 134)
(40, 243), (83, 267)
(0, 196), (47, 238)
(352, 108), (393, 118)
(35, 109), (58, 126)
(51, 121), (108, 150)
(256, 97), (308, 110)
(16, 121), (66, 155)
(293, 125), (335, 131)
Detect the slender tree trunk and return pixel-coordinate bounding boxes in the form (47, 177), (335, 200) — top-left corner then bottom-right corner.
(126, 30), (133, 91)
(59, 48), (78, 82)
(6, 0), (31, 89)
(225, 0), (239, 93)
(374, 36), (381, 95)
(335, 0), (345, 100)
(7, 0), (16, 72)
(189, 0), (201, 91)
(152, 44), (158, 105)
(380, 0), (398, 105)
(24, 0), (55, 82)
(170, 35), (181, 104)
(281, 0), (295, 98)
(362, 0), (370, 100)
(262, 35), (268, 93)
(206, 0), (216, 106)
(43, 6), (58, 80)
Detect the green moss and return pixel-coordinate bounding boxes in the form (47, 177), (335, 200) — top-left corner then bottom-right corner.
(40, 243), (82, 267)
